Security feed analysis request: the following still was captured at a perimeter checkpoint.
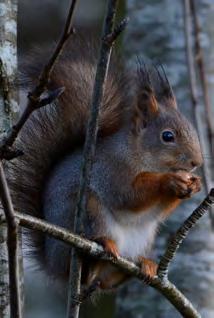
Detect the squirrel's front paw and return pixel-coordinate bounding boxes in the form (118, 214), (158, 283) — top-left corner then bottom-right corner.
(138, 257), (158, 283)
(167, 171), (201, 199)
(94, 237), (119, 258)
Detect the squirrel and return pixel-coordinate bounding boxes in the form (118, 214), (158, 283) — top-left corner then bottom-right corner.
(8, 39), (203, 290)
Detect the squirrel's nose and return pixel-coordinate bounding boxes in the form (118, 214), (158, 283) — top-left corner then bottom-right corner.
(191, 160), (197, 168)
(190, 158), (202, 169)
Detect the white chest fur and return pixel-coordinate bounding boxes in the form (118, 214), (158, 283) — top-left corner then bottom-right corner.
(104, 208), (161, 261)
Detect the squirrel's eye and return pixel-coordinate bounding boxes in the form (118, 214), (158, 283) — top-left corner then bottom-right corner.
(161, 130), (175, 143)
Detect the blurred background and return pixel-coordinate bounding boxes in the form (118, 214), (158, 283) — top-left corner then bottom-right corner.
(18, 0), (214, 317)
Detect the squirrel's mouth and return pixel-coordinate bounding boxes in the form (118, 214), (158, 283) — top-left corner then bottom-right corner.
(171, 167), (196, 173)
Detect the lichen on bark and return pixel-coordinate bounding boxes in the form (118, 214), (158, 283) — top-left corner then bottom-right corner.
(0, 0), (19, 317)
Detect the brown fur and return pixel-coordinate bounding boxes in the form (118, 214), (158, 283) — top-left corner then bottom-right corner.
(130, 171), (200, 216)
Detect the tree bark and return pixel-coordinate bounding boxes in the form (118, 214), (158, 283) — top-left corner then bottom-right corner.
(0, 0), (19, 316)
(116, 1), (214, 317)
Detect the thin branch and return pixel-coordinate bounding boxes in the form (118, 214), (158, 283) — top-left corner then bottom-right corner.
(0, 162), (21, 318)
(152, 279), (201, 318)
(75, 0), (125, 239)
(183, 0), (198, 107)
(67, 248), (82, 318)
(189, 0), (214, 227)
(13, 188), (213, 318)
(36, 0), (76, 89)
(103, 17), (129, 45)
(158, 188), (214, 278)
(0, 0), (78, 157)
(67, 1), (127, 317)
(190, 0), (214, 155)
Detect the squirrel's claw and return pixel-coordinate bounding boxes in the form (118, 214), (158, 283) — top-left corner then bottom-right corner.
(94, 237), (119, 258)
(138, 257), (158, 283)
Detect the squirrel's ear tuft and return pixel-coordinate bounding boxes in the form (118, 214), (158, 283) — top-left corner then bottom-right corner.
(132, 62), (159, 133)
(154, 64), (177, 109)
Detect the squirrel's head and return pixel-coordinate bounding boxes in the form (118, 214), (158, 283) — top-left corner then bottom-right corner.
(131, 63), (203, 173)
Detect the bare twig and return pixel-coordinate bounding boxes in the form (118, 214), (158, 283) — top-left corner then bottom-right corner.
(0, 162), (21, 318)
(74, 0), (126, 235)
(103, 17), (129, 45)
(0, 0), (78, 157)
(183, 0), (198, 108)
(66, 1), (127, 317)
(158, 188), (214, 278)
(67, 248), (82, 318)
(190, 0), (214, 156)
(13, 187), (213, 318)
(189, 0), (214, 226)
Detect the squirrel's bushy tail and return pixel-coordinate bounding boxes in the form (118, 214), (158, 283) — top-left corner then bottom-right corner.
(7, 38), (129, 255)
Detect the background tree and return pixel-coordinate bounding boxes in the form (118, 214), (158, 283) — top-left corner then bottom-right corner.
(0, 0), (20, 316)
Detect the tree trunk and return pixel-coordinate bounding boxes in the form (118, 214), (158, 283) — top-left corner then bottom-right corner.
(116, 1), (214, 317)
(0, 0), (19, 316)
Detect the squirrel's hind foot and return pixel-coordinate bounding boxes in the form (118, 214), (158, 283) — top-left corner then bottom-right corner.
(94, 237), (119, 258)
(138, 257), (158, 284)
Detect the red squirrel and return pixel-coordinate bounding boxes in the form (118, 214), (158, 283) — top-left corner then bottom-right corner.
(8, 39), (202, 290)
